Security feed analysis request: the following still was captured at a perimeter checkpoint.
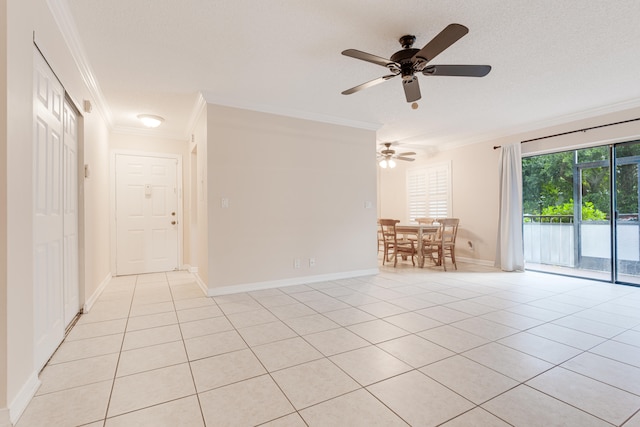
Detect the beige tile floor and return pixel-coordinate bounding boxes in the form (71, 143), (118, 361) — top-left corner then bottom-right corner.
(15, 262), (640, 426)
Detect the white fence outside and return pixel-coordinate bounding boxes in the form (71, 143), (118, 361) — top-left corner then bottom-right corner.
(524, 222), (640, 267)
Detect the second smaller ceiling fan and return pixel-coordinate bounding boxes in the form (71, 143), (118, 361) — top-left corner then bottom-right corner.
(377, 142), (416, 168)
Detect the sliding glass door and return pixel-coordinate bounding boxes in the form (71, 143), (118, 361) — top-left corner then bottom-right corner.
(523, 141), (640, 285)
(615, 142), (640, 284)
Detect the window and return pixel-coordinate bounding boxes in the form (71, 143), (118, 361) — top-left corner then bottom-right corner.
(407, 162), (451, 222)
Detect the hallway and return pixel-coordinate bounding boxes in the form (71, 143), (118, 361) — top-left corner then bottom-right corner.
(15, 267), (640, 426)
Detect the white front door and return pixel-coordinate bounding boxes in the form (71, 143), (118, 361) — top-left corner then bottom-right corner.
(115, 154), (179, 275)
(33, 50), (65, 370)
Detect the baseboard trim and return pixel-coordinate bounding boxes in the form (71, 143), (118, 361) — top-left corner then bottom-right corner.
(457, 256), (495, 267)
(181, 264), (198, 273)
(192, 272), (208, 295)
(83, 272), (112, 313)
(208, 268), (379, 297)
(9, 371), (40, 425)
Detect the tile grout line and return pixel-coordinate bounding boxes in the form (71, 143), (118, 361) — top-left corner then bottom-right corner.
(166, 272), (209, 427)
(218, 291), (308, 425)
(100, 274), (140, 426)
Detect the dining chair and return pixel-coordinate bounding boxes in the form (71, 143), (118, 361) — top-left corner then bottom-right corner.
(415, 217), (436, 225)
(378, 219), (416, 267)
(415, 217), (438, 246)
(423, 218), (459, 271)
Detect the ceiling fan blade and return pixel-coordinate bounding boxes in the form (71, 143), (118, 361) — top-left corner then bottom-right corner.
(395, 156), (416, 162)
(397, 151), (416, 156)
(412, 24), (469, 66)
(342, 74), (397, 95)
(423, 64), (491, 77)
(342, 49), (399, 68)
(402, 77), (421, 102)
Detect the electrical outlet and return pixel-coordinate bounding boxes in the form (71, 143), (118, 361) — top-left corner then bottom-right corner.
(294, 258), (301, 269)
(309, 258), (316, 267)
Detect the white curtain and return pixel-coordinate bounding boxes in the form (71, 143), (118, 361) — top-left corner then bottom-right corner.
(495, 142), (525, 271)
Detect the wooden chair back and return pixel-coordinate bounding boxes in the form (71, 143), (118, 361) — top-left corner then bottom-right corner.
(440, 218), (460, 246)
(416, 217), (436, 225)
(378, 218), (400, 245)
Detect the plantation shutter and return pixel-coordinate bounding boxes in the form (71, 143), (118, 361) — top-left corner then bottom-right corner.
(427, 164), (451, 218)
(407, 162), (451, 222)
(407, 169), (427, 222)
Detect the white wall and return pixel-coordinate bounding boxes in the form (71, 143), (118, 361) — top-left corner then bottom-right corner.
(0, 0), (8, 422)
(188, 105), (208, 285)
(110, 132), (189, 156)
(6, 0), (39, 418)
(206, 105), (378, 293)
(82, 113), (110, 305)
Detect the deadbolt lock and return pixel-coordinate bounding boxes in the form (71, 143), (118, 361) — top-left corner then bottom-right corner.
(171, 212), (176, 216)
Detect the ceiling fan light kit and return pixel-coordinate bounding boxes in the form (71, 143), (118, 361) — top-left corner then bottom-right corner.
(379, 158), (396, 169)
(341, 23), (491, 103)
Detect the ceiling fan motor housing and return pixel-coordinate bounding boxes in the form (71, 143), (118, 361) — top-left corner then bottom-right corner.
(381, 143), (395, 156)
(390, 36), (420, 81)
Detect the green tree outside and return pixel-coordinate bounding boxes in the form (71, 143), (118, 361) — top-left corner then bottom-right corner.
(522, 143), (640, 220)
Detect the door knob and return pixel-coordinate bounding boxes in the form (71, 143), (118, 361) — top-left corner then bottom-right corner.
(171, 221), (176, 225)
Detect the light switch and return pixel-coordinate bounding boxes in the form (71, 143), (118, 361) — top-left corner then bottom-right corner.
(364, 201), (373, 209)
(221, 198), (229, 208)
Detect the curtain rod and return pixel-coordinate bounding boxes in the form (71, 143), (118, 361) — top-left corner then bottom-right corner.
(492, 117), (640, 150)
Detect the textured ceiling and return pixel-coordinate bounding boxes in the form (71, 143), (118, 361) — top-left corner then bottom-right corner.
(61, 0), (640, 150)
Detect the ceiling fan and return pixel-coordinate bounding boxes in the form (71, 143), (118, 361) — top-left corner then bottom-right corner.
(377, 142), (416, 168)
(341, 24), (491, 103)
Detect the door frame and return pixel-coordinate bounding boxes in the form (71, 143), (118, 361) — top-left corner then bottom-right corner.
(109, 150), (184, 275)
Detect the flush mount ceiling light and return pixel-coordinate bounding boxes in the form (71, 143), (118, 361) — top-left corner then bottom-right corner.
(137, 114), (164, 128)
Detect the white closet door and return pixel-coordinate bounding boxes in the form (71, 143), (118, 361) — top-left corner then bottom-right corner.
(33, 50), (65, 370)
(115, 154), (179, 275)
(63, 101), (79, 326)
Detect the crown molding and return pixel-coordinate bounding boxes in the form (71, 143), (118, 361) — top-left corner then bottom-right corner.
(202, 92), (381, 131)
(46, 0), (114, 127)
(184, 93), (207, 136)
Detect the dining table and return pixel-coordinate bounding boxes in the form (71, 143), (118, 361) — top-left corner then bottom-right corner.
(396, 224), (440, 268)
